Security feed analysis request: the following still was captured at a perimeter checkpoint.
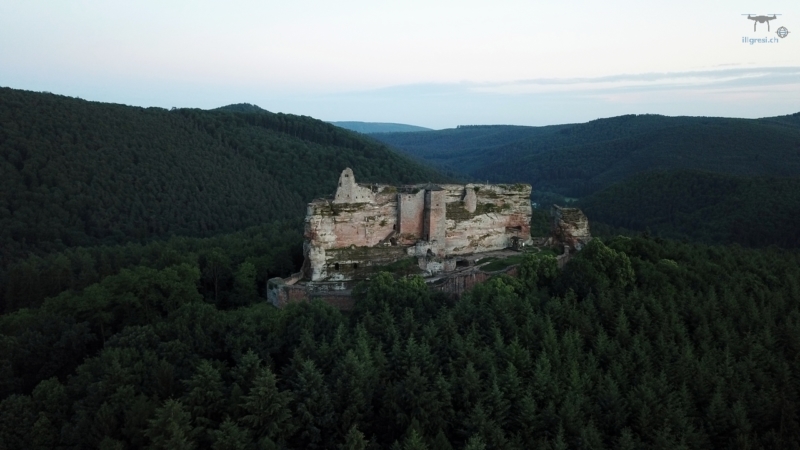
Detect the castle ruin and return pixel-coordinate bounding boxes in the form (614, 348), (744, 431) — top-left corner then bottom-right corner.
(268, 168), (591, 308)
(303, 168), (532, 282)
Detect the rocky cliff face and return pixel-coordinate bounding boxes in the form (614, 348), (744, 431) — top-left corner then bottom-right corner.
(441, 183), (532, 256)
(553, 206), (591, 251)
(304, 188), (398, 281)
(302, 169), (533, 282)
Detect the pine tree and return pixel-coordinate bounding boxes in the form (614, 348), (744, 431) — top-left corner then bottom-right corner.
(211, 418), (252, 450)
(239, 367), (293, 442)
(464, 435), (486, 450)
(182, 360), (226, 430)
(402, 428), (428, 450)
(145, 399), (196, 450)
(339, 425), (369, 450)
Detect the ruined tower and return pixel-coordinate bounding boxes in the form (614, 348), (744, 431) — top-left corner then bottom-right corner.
(422, 184), (446, 256)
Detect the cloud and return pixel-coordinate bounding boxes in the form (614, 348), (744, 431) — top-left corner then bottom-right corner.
(322, 66), (798, 96)
(294, 66), (800, 128)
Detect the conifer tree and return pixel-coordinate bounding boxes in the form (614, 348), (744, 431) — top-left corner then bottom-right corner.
(239, 367), (293, 442)
(145, 399), (196, 450)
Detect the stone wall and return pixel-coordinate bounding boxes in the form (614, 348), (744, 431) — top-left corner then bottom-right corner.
(267, 278), (355, 310)
(423, 188), (447, 256)
(304, 188), (398, 281)
(333, 168), (375, 204)
(303, 169), (533, 282)
(431, 266), (519, 299)
(397, 190), (425, 244)
(442, 183), (532, 256)
(323, 246), (408, 281)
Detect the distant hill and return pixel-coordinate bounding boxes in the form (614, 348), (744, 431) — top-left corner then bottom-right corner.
(372, 114), (800, 197)
(579, 170), (800, 248)
(0, 88), (446, 268)
(214, 103), (271, 114)
(370, 125), (567, 175)
(331, 121), (432, 133)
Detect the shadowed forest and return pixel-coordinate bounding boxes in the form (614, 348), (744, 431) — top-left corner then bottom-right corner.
(3, 237), (799, 449)
(1, 88), (800, 449)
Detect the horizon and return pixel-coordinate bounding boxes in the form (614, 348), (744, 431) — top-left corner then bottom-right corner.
(6, 86), (799, 132)
(1, 0), (799, 128)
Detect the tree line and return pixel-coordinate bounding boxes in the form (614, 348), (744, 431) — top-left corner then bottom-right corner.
(2, 235), (799, 449)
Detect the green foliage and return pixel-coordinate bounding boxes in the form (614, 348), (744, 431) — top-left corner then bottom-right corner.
(373, 114), (800, 197)
(0, 87), (446, 310)
(239, 367), (293, 442)
(339, 425), (369, 450)
(210, 418), (252, 450)
(580, 170), (800, 247)
(3, 221), (302, 313)
(2, 226), (800, 449)
(145, 399), (196, 450)
(558, 239), (635, 296)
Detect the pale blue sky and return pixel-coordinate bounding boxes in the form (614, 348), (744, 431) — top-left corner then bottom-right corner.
(1, 0), (798, 128)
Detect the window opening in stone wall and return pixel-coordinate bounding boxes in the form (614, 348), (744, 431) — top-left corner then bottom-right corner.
(353, 263), (358, 269)
(334, 263), (339, 270)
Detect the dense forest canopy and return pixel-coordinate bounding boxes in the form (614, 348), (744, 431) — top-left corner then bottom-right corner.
(578, 170), (800, 248)
(2, 236), (799, 449)
(2, 88), (800, 449)
(372, 113), (800, 197)
(0, 87), (446, 312)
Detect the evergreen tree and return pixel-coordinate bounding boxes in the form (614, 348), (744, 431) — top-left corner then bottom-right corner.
(145, 399), (196, 450)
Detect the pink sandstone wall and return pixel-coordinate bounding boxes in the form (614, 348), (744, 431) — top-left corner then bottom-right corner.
(303, 169), (533, 282)
(423, 189), (447, 256)
(397, 191), (425, 244)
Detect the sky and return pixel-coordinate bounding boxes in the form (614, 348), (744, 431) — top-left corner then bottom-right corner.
(1, 0), (799, 129)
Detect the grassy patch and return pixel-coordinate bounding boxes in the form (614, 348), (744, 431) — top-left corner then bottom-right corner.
(480, 254), (526, 272)
(374, 257), (422, 276)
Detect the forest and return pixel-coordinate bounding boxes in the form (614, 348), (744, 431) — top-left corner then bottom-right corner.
(0, 88), (444, 268)
(0, 88), (445, 313)
(2, 88), (800, 449)
(2, 236), (799, 449)
(373, 113), (800, 248)
(372, 113), (800, 197)
(578, 170), (800, 248)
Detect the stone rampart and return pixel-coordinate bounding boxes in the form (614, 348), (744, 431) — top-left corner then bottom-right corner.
(303, 169), (533, 282)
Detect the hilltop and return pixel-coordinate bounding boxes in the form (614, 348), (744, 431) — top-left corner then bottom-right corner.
(0, 88), (446, 268)
(330, 121), (432, 133)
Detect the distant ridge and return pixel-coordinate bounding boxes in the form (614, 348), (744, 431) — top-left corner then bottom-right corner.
(372, 113), (800, 197)
(331, 121), (432, 133)
(214, 103), (270, 114)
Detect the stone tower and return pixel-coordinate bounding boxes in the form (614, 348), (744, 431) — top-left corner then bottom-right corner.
(333, 168), (374, 204)
(423, 184), (446, 256)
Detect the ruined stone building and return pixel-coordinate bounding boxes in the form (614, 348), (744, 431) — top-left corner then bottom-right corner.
(268, 168), (591, 308)
(302, 168), (533, 282)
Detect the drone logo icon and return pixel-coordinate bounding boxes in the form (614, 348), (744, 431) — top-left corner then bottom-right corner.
(742, 14), (781, 31)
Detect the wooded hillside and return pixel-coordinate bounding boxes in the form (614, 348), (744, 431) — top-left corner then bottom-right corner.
(372, 114), (800, 197)
(0, 88), (444, 268)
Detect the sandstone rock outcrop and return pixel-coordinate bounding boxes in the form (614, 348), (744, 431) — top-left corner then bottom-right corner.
(302, 168), (533, 281)
(552, 205), (591, 251)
